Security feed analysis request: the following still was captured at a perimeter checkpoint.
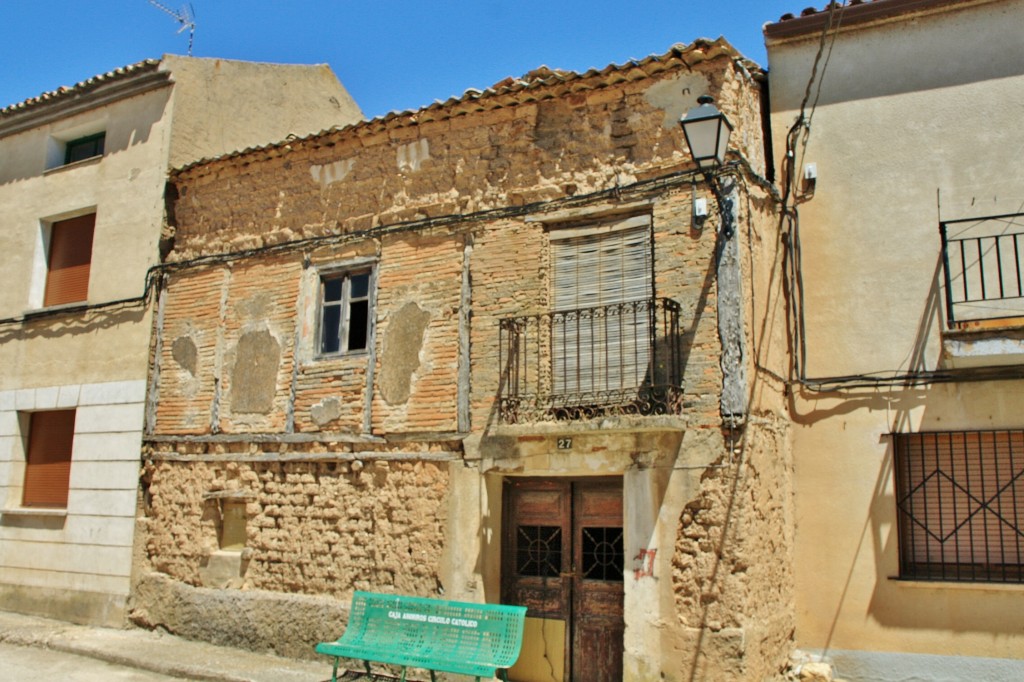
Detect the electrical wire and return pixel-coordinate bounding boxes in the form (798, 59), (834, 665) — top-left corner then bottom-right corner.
(0, 164), (720, 329)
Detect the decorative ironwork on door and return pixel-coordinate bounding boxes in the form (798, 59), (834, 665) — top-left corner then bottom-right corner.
(502, 478), (624, 681)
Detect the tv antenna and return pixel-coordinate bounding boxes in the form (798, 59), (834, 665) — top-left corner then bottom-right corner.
(148, 1), (196, 56)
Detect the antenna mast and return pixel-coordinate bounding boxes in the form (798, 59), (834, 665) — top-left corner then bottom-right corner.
(148, 1), (196, 56)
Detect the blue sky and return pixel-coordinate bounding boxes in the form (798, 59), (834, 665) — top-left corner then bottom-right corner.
(1, 1), (804, 119)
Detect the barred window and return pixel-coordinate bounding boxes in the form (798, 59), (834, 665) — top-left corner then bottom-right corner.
(894, 430), (1024, 583)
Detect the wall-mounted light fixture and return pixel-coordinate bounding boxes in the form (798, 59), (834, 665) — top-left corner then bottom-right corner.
(679, 95), (733, 171)
(692, 194), (709, 230)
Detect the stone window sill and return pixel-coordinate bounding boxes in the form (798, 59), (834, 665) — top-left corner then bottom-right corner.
(891, 576), (1023, 593)
(2, 507), (68, 518)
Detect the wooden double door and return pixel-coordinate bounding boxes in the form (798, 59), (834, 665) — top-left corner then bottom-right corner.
(502, 478), (624, 681)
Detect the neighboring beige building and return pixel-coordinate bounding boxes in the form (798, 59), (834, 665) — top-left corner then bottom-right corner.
(766, 0), (1024, 679)
(133, 39), (795, 681)
(0, 55), (362, 626)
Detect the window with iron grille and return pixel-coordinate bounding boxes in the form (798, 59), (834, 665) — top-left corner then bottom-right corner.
(318, 268), (373, 356)
(22, 410), (76, 509)
(894, 430), (1024, 583)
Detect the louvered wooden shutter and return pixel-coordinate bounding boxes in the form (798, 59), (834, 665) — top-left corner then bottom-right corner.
(44, 214), (95, 307)
(22, 410), (76, 508)
(551, 216), (653, 395)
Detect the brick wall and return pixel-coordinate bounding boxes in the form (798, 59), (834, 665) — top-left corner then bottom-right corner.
(137, 43), (794, 678)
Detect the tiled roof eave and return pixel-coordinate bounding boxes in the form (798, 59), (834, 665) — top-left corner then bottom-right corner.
(0, 60), (169, 138)
(172, 37), (758, 178)
(765, 0), (987, 41)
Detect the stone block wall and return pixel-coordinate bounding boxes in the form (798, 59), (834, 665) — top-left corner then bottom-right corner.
(138, 454), (449, 596)
(166, 43), (765, 263)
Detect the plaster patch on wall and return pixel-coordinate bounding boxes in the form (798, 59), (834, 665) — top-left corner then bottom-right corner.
(235, 292), (273, 320)
(397, 139), (430, 173)
(230, 329), (281, 414)
(310, 396), (342, 427)
(379, 302), (431, 405)
(172, 336), (198, 377)
(643, 73), (712, 129)
(310, 158), (356, 188)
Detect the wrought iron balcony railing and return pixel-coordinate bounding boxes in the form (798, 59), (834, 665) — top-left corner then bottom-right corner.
(941, 213), (1024, 325)
(498, 298), (683, 423)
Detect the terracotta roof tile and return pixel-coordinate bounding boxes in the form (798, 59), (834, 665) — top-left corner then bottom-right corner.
(766, 0), (979, 38)
(175, 37), (757, 175)
(0, 59), (162, 118)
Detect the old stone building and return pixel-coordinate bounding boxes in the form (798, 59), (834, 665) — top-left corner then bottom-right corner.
(134, 38), (793, 681)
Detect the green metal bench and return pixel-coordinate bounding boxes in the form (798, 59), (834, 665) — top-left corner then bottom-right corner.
(316, 591), (527, 682)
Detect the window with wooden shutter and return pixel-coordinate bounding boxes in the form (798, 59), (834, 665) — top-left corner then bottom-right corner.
(550, 216), (653, 396)
(22, 410), (76, 509)
(44, 214), (95, 307)
(894, 430), (1024, 583)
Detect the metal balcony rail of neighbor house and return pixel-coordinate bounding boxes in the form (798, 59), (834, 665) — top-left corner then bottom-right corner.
(498, 297), (684, 423)
(940, 212), (1024, 325)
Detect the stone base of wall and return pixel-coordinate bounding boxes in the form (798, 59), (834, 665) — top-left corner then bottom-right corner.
(0, 582), (127, 628)
(798, 648), (1024, 682)
(129, 572), (349, 659)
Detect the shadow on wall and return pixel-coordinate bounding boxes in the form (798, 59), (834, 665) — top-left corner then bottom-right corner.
(808, 259), (1024, 651)
(0, 305), (147, 344)
(0, 88), (168, 187)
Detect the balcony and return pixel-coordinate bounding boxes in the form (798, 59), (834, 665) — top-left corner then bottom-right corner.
(941, 212), (1024, 326)
(498, 298), (684, 423)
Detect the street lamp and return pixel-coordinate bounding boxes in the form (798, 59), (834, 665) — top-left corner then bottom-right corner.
(680, 96), (745, 421)
(679, 95), (733, 170)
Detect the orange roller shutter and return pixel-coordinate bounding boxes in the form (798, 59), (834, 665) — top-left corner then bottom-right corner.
(22, 410), (76, 508)
(44, 214), (95, 307)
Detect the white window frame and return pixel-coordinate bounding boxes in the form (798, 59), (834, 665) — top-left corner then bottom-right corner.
(315, 262), (376, 358)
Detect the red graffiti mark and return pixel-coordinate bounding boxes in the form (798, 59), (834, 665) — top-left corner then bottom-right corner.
(633, 548), (656, 579)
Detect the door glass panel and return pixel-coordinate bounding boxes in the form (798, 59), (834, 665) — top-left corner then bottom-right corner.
(580, 526), (624, 581)
(516, 525), (563, 577)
